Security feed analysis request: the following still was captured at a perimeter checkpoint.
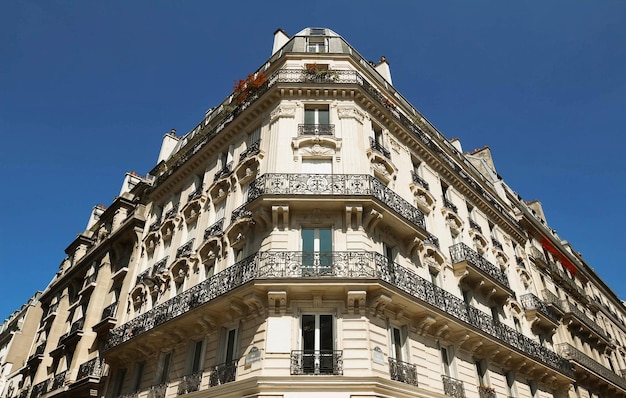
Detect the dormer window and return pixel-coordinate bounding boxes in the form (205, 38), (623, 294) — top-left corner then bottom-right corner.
(310, 28), (325, 36)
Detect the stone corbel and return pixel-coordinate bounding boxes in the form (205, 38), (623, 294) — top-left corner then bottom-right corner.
(346, 290), (366, 315)
(345, 204), (363, 231)
(364, 209), (383, 232)
(372, 293), (392, 317)
(268, 291), (287, 315)
(244, 293), (264, 317)
(415, 314), (436, 336)
(272, 205), (289, 231)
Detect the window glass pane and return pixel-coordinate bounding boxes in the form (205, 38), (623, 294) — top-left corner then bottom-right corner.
(319, 315), (333, 351)
(319, 229), (332, 253)
(225, 329), (236, 363)
(302, 315), (315, 350)
(393, 327), (403, 360)
(318, 109), (329, 125)
(304, 109), (315, 125)
(191, 341), (203, 372)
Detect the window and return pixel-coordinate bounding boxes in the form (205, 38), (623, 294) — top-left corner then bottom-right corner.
(373, 123), (383, 145)
(302, 228), (332, 272)
(304, 105), (329, 125)
(189, 340), (205, 374)
(390, 326), (407, 361)
(156, 352), (172, 384)
(475, 360), (488, 387)
(310, 28), (325, 35)
(529, 380), (538, 397)
(514, 318), (522, 333)
(301, 159), (332, 174)
(132, 361), (145, 392)
(301, 314), (334, 374)
(490, 306), (500, 324)
(223, 327), (238, 364)
(214, 201), (226, 221)
(441, 346), (454, 377)
(112, 369), (126, 397)
(307, 36), (327, 53)
(248, 127), (261, 145)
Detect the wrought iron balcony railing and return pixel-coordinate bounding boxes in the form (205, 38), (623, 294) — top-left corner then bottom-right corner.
(557, 343), (626, 390)
(442, 197), (458, 213)
(213, 162), (233, 182)
(442, 375), (466, 398)
(560, 300), (608, 340)
(291, 350), (343, 375)
(204, 218), (224, 241)
(177, 372), (201, 395)
(76, 357), (104, 381)
(104, 251), (572, 377)
(298, 123), (335, 135)
(369, 137), (391, 159)
(231, 203), (253, 222)
(239, 140), (260, 162)
(60, 317), (84, 343)
(176, 239), (194, 258)
(101, 302), (118, 320)
(410, 170), (429, 190)
(520, 293), (559, 324)
(249, 173), (425, 230)
(45, 302), (59, 318)
(469, 218), (482, 233)
(389, 357), (418, 386)
(83, 273), (97, 288)
(449, 243), (510, 288)
(27, 342), (45, 363)
(541, 289), (563, 312)
(478, 386), (497, 398)
(149, 218), (162, 232)
(187, 188), (202, 202)
(31, 379), (50, 398)
(491, 238), (503, 251)
(164, 204), (179, 220)
(208, 360), (238, 386)
(152, 256), (169, 276)
(50, 370), (67, 391)
(148, 383), (167, 398)
(424, 235), (440, 248)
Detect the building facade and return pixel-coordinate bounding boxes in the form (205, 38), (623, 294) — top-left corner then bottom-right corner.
(4, 27), (626, 398)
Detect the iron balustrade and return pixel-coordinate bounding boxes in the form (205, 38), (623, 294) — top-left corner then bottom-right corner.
(104, 251), (572, 377)
(213, 162), (233, 182)
(442, 197), (458, 213)
(76, 357), (103, 381)
(491, 238), (503, 251)
(60, 317), (84, 343)
(30, 379), (50, 398)
(291, 350), (343, 375)
(148, 383), (167, 398)
(231, 203), (253, 222)
(176, 239), (194, 258)
(557, 343), (626, 390)
(298, 124), (335, 136)
(478, 386), (497, 398)
(389, 357), (418, 386)
(164, 204), (179, 220)
(50, 370), (67, 391)
(136, 268), (152, 285)
(187, 188), (202, 202)
(208, 360), (238, 386)
(560, 300), (608, 340)
(149, 219), (162, 232)
(204, 219), (224, 240)
(45, 302), (59, 317)
(118, 393), (138, 398)
(27, 343), (45, 362)
(410, 170), (429, 190)
(369, 137), (391, 159)
(449, 243), (510, 288)
(239, 140), (261, 162)
(528, 246), (546, 264)
(101, 302), (118, 320)
(541, 289), (563, 312)
(469, 219), (482, 233)
(423, 235), (440, 248)
(152, 257), (169, 276)
(520, 293), (559, 324)
(17, 389), (28, 398)
(83, 273), (97, 288)
(442, 375), (466, 398)
(177, 372), (202, 395)
(249, 173), (425, 230)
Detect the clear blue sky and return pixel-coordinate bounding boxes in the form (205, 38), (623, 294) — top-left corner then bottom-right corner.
(1, 1), (625, 320)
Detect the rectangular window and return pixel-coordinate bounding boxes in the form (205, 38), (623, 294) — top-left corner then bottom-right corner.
(475, 360), (487, 386)
(301, 314), (334, 374)
(390, 326), (407, 361)
(441, 346), (453, 377)
(133, 361), (145, 392)
(223, 328), (238, 364)
(157, 352), (172, 384)
(302, 228), (332, 271)
(307, 37), (327, 53)
(113, 369), (126, 397)
(190, 340), (204, 373)
(304, 106), (329, 125)
(248, 127), (261, 145)
(506, 371), (516, 397)
(214, 201), (226, 221)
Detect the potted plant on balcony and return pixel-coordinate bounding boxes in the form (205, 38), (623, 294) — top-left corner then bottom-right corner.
(478, 385), (496, 398)
(233, 72), (267, 104)
(304, 63), (338, 82)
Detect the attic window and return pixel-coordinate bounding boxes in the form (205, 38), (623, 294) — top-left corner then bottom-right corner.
(310, 28), (325, 35)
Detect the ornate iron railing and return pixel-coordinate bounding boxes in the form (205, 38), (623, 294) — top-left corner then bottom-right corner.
(442, 375), (466, 398)
(478, 386), (497, 398)
(249, 173), (425, 229)
(541, 289), (563, 312)
(164, 204), (179, 220)
(469, 218), (482, 233)
(17, 389), (28, 398)
(424, 235), (440, 248)
(83, 272), (97, 288)
(30, 379), (50, 398)
(177, 372), (202, 395)
(148, 383), (167, 398)
(208, 360), (238, 386)
(298, 124), (335, 135)
(528, 246), (546, 264)
(558, 343), (626, 390)
(50, 370), (67, 391)
(45, 302), (59, 317)
(204, 219), (224, 241)
(118, 393), (138, 398)
(60, 317), (84, 343)
(560, 300), (608, 340)
(520, 293), (559, 324)
(369, 137), (391, 159)
(239, 140), (261, 162)
(389, 357), (418, 386)
(76, 357), (104, 381)
(231, 203), (253, 222)
(491, 238), (503, 251)
(28, 342), (45, 362)
(105, 251), (572, 377)
(176, 239), (194, 258)
(149, 218), (162, 232)
(291, 350), (343, 375)
(187, 188), (202, 202)
(449, 243), (510, 288)
(410, 170), (429, 190)
(442, 197), (458, 213)
(152, 256), (169, 276)
(214, 162), (233, 182)
(101, 302), (118, 320)
(136, 268), (152, 285)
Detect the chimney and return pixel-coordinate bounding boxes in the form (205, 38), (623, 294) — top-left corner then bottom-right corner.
(157, 129), (180, 163)
(272, 28), (290, 55)
(450, 138), (463, 153)
(374, 56), (393, 85)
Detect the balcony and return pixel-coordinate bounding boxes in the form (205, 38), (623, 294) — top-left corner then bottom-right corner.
(231, 203), (253, 223)
(59, 317), (84, 346)
(50, 370), (67, 391)
(298, 123), (334, 136)
(560, 300), (610, 343)
(208, 360), (238, 386)
(558, 343), (626, 392)
(468, 218), (482, 233)
(410, 170), (429, 190)
(442, 375), (466, 398)
(176, 239), (194, 258)
(442, 197), (458, 213)
(80, 272), (97, 295)
(27, 342), (46, 364)
(213, 162), (233, 182)
(520, 293), (559, 332)
(177, 372), (201, 395)
(491, 238), (503, 251)
(44, 302), (59, 320)
(149, 218), (162, 232)
(249, 173), (426, 230)
(369, 137), (391, 159)
(389, 358), (418, 386)
(204, 219), (224, 241)
(75, 357), (104, 383)
(239, 140), (261, 162)
(30, 379), (50, 398)
(104, 251), (572, 379)
(290, 350), (343, 375)
(148, 383), (167, 398)
(93, 303), (117, 337)
(449, 243), (513, 302)
(478, 386), (497, 398)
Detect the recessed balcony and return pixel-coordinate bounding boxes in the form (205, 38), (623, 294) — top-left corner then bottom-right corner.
(290, 350), (343, 375)
(449, 243), (513, 302)
(74, 357), (104, 384)
(177, 372), (201, 395)
(519, 293), (559, 334)
(79, 273), (97, 296)
(59, 317), (84, 346)
(93, 302), (118, 336)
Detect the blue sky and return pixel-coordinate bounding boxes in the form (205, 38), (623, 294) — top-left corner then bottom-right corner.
(1, 1), (625, 320)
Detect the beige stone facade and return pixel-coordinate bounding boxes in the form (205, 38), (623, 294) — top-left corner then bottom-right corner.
(4, 27), (626, 398)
